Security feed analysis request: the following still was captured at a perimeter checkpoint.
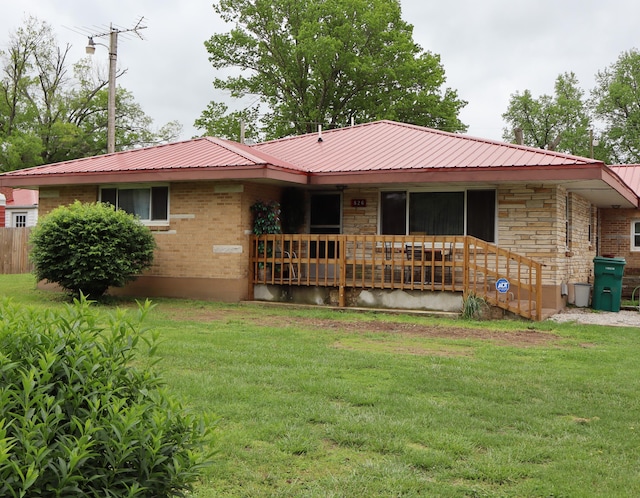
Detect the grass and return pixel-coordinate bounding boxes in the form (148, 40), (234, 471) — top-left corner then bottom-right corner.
(3, 274), (640, 496)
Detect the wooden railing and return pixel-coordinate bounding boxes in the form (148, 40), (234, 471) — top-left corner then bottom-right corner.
(464, 236), (542, 321)
(249, 234), (543, 320)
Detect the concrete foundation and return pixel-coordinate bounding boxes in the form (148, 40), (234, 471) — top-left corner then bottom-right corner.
(254, 284), (463, 313)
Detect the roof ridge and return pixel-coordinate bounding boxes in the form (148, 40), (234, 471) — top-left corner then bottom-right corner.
(204, 136), (305, 171)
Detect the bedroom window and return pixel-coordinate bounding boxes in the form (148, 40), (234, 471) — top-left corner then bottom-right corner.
(100, 186), (169, 223)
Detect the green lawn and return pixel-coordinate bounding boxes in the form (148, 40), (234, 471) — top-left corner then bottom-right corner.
(3, 274), (640, 497)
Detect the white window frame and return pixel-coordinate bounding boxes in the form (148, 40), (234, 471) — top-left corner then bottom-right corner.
(99, 184), (170, 226)
(12, 212), (28, 228)
(631, 220), (640, 251)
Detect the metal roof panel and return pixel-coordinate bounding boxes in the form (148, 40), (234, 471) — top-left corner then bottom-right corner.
(254, 120), (595, 172)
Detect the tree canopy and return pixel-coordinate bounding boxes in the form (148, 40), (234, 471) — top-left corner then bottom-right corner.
(502, 50), (640, 164)
(501, 72), (592, 158)
(198, 0), (467, 141)
(591, 49), (640, 164)
(0, 16), (181, 172)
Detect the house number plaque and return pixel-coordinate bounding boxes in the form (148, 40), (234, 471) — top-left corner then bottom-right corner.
(351, 199), (367, 207)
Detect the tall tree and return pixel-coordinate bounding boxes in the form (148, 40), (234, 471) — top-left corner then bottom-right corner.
(0, 16), (181, 172)
(590, 49), (640, 164)
(199, 0), (467, 140)
(502, 72), (593, 158)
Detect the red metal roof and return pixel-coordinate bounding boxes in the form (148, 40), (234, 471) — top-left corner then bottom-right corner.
(8, 188), (38, 207)
(610, 165), (640, 196)
(0, 136), (303, 178)
(253, 120), (598, 172)
(0, 120), (627, 205)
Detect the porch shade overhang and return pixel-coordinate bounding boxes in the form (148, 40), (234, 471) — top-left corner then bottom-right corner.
(0, 136), (308, 188)
(305, 163), (638, 208)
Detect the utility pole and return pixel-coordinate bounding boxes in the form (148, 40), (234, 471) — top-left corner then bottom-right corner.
(86, 18), (147, 154)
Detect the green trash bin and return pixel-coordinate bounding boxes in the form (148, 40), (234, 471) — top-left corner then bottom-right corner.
(592, 256), (626, 312)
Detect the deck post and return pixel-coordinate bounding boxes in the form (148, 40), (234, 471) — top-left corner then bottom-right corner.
(339, 236), (347, 307)
(248, 235), (255, 300)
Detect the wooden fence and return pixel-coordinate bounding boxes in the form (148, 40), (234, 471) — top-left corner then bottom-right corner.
(0, 227), (33, 274)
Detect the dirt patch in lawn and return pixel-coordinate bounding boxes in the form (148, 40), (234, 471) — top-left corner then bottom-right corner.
(157, 304), (558, 348)
(258, 315), (556, 348)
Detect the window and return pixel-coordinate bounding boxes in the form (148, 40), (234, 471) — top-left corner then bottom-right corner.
(12, 212), (27, 228)
(380, 189), (496, 242)
(466, 190), (496, 241)
(410, 192), (464, 235)
(380, 192), (406, 235)
(632, 221), (640, 251)
(100, 186), (169, 223)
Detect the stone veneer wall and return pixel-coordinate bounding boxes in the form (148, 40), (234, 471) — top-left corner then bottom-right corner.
(341, 188), (379, 234)
(342, 184), (596, 285)
(498, 184), (596, 307)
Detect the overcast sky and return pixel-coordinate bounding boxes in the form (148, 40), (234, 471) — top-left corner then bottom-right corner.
(1, 1), (639, 143)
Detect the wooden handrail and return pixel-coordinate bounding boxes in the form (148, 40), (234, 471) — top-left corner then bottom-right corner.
(249, 235), (543, 320)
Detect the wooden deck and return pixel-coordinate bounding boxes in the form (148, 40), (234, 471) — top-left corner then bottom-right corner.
(249, 235), (543, 320)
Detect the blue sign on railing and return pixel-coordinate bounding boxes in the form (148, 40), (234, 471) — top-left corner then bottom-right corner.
(496, 278), (510, 294)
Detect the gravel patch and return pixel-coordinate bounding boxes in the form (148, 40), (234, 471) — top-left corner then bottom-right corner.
(548, 307), (640, 327)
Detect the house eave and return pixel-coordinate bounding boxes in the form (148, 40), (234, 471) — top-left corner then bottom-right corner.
(0, 165), (309, 188)
(307, 165), (639, 208)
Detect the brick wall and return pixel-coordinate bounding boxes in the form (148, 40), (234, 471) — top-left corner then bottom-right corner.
(601, 207), (640, 272)
(37, 182), (600, 302)
(39, 186), (98, 214)
(37, 182), (284, 281)
(598, 207), (640, 297)
(600, 208), (638, 262)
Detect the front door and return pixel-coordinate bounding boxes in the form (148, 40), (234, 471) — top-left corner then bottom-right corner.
(309, 192), (341, 268)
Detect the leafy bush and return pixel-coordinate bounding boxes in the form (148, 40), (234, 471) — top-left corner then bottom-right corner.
(30, 201), (156, 299)
(0, 297), (212, 497)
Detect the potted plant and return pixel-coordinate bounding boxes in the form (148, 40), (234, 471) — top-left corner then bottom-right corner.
(250, 200), (281, 279)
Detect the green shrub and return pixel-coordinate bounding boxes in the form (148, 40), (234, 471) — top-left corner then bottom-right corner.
(0, 297), (213, 497)
(30, 201), (156, 299)
(461, 292), (488, 320)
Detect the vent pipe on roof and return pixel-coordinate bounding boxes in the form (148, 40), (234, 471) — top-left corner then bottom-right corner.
(318, 125), (323, 142)
(240, 120), (245, 144)
(514, 127), (524, 145)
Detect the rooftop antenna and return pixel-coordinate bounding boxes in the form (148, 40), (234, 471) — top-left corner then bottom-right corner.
(84, 17), (147, 153)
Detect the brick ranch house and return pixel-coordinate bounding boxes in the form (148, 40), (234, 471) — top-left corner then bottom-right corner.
(0, 120), (637, 320)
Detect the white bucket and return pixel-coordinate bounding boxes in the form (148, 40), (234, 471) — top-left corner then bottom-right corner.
(574, 283), (591, 308)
